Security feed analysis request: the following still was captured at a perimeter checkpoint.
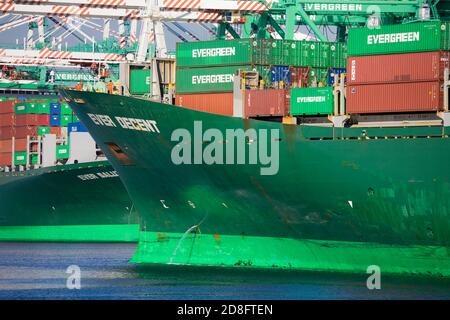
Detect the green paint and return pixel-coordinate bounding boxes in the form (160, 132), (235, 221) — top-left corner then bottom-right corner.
(14, 152), (27, 165)
(60, 103), (73, 115)
(0, 161), (139, 243)
(56, 145), (70, 159)
(65, 91), (450, 276)
(175, 65), (252, 94)
(176, 39), (255, 67)
(60, 115), (72, 126)
(0, 224), (139, 242)
(129, 69), (151, 95)
(348, 21), (450, 56)
(38, 126), (50, 136)
(176, 39), (346, 69)
(31, 154), (39, 165)
(15, 101), (50, 114)
(290, 87), (334, 115)
(36, 102), (50, 114)
(132, 231), (450, 277)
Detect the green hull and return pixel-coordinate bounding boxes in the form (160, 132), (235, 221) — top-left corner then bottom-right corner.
(0, 161), (140, 242)
(65, 91), (450, 277)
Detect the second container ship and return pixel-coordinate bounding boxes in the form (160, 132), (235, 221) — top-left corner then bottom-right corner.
(0, 93), (139, 242)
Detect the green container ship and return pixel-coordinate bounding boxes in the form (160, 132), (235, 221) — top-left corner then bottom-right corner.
(0, 90), (140, 243)
(0, 161), (139, 242)
(63, 90), (450, 277)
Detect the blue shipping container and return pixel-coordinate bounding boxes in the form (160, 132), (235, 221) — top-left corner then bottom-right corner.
(328, 68), (346, 86)
(270, 66), (291, 84)
(50, 103), (61, 115)
(68, 122), (88, 134)
(50, 115), (61, 127)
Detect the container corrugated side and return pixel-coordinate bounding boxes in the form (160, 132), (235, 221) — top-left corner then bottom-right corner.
(282, 40), (301, 66)
(0, 153), (12, 166)
(347, 21), (443, 56)
(0, 113), (15, 127)
(176, 39), (253, 67)
(290, 87), (334, 115)
(175, 92), (234, 116)
(13, 125), (50, 138)
(348, 51), (449, 85)
(309, 68), (330, 86)
(290, 67), (310, 88)
(346, 81), (443, 114)
(0, 127), (14, 140)
(15, 114), (50, 126)
(130, 69), (151, 95)
(0, 101), (15, 114)
(253, 39), (283, 65)
(176, 65), (252, 94)
(244, 89), (289, 117)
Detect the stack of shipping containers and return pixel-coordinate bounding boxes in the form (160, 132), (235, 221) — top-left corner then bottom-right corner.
(175, 38), (347, 117)
(0, 97), (85, 167)
(346, 21), (450, 114)
(288, 41), (346, 117)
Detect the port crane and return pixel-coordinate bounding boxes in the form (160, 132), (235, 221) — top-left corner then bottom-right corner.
(0, 0), (448, 98)
(1, 0), (447, 66)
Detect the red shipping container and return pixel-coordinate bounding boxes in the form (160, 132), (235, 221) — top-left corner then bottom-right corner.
(0, 140), (13, 153)
(348, 51), (450, 85)
(0, 153), (12, 166)
(0, 138), (27, 153)
(175, 92), (234, 116)
(0, 113), (15, 127)
(290, 67), (310, 88)
(346, 81), (443, 114)
(0, 101), (15, 114)
(50, 127), (61, 136)
(15, 114), (49, 126)
(0, 127), (14, 140)
(244, 89), (289, 117)
(14, 126), (40, 138)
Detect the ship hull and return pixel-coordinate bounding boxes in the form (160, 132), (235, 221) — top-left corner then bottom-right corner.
(0, 161), (140, 242)
(65, 91), (450, 276)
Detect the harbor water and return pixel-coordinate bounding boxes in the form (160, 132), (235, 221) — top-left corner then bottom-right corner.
(0, 243), (449, 300)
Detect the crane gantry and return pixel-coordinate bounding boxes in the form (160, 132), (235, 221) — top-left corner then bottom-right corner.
(0, 1), (447, 68)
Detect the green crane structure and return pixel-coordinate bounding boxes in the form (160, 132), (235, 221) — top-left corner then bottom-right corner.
(217, 0), (450, 41)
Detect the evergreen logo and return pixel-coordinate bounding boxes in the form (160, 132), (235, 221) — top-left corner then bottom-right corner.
(171, 121), (280, 176)
(367, 31), (420, 45)
(297, 96), (326, 103)
(192, 47), (236, 58)
(304, 3), (363, 12)
(192, 74), (234, 85)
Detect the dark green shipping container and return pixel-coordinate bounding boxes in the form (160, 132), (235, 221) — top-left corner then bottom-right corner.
(176, 39), (254, 67)
(14, 152), (27, 165)
(130, 69), (151, 95)
(348, 21), (450, 56)
(56, 145), (70, 159)
(176, 39), (346, 68)
(176, 65), (253, 93)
